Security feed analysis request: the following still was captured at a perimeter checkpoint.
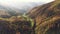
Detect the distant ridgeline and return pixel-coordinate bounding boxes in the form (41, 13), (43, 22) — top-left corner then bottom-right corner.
(27, 0), (60, 34)
(0, 6), (26, 18)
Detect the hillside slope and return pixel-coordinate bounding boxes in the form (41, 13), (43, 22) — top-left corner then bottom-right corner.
(27, 0), (60, 34)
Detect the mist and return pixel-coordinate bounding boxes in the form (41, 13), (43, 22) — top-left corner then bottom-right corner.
(0, 0), (54, 9)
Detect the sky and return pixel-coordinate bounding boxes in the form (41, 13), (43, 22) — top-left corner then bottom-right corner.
(0, 0), (54, 3)
(0, 0), (54, 9)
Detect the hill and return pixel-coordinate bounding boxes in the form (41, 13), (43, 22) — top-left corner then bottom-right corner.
(27, 0), (60, 34)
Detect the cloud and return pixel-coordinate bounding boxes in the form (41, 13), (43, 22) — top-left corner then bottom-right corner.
(0, 0), (54, 4)
(0, 0), (54, 8)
